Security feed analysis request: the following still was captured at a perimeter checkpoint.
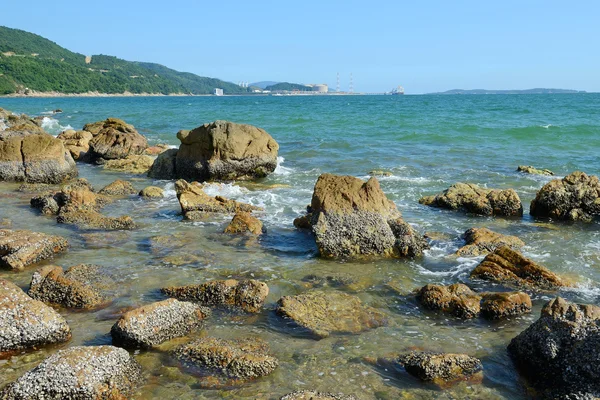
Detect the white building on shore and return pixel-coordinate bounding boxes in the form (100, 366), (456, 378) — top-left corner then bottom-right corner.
(214, 88), (224, 96)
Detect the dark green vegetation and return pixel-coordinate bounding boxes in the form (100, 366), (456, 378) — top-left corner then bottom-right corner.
(265, 82), (312, 92)
(431, 88), (586, 95)
(0, 26), (251, 95)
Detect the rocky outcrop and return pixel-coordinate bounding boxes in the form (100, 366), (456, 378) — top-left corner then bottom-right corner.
(57, 209), (136, 230)
(0, 279), (71, 357)
(139, 186), (164, 198)
(103, 154), (155, 174)
(372, 352), (483, 386)
(0, 229), (68, 270)
(480, 292), (532, 319)
(296, 174), (428, 259)
(508, 297), (600, 398)
(161, 279), (269, 313)
(144, 144), (171, 155)
(56, 129), (93, 160)
(276, 290), (387, 338)
(111, 298), (209, 348)
(0, 345), (142, 399)
(173, 336), (278, 387)
(471, 246), (568, 290)
(517, 165), (554, 176)
(224, 212), (263, 234)
(456, 227), (525, 256)
(83, 118), (148, 163)
(280, 391), (357, 400)
(28, 264), (113, 309)
(0, 129), (77, 183)
(174, 120), (279, 181)
(98, 179), (137, 196)
(175, 179), (261, 220)
(417, 283), (482, 319)
(148, 148), (177, 179)
(530, 171), (600, 222)
(419, 183), (523, 217)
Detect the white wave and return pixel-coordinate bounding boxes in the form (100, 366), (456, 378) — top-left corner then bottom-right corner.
(274, 156), (294, 176)
(41, 117), (73, 136)
(540, 124), (554, 129)
(161, 182), (177, 198)
(202, 182), (249, 198)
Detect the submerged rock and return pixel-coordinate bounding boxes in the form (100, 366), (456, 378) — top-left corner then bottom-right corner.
(0, 229), (68, 270)
(480, 292), (532, 320)
(368, 169), (393, 177)
(276, 290), (387, 338)
(172, 336), (278, 387)
(0, 129), (77, 183)
(175, 179), (261, 220)
(417, 283), (482, 319)
(161, 279), (269, 313)
(419, 183), (523, 217)
(174, 120), (279, 181)
(111, 298), (209, 348)
(28, 264), (113, 309)
(0, 345), (142, 399)
(57, 129), (93, 160)
(0, 279), (71, 358)
(517, 165), (554, 176)
(103, 154), (155, 174)
(296, 173), (427, 259)
(508, 297), (600, 398)
(530, 171), (600, 222)
(280, 391), (357, 400)
(57, 209), (136, 230)
(470, 246), (568, 290)
(83, 118), (148, 162)
(224, 212), (263, 234)
(139, 185), (164, 198)
(98, 179), (137, 196)
(456, 227), (525, 256)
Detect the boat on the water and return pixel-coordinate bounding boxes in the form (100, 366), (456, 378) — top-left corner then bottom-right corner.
(391, 85), (405, 95)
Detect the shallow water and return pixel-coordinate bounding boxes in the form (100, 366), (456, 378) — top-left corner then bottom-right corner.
(0, 94), (599, 399)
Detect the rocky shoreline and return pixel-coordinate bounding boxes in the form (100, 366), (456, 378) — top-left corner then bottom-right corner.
(1, 105), (599, 399)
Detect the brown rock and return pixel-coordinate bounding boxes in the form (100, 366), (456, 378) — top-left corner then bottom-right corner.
(57, 209), (136, 230)
(0, 279), (71, 357)
(281, 391), (357, 400)
(0, 229), (68, 271)
(517, 165), (554, 176)
(419, 183), (523, 217)
(530, 171), (600, 221)
(148, 148), (177, 179)
(161, 279), (269, 313)
(276, 290), (387, 338)
(144, 143), (171, 155)
(139, 186), (164, 198)
(84, 118), (148, 162)
(224, 212), (263, 234)
(389, 351), (483, 386)
(470, 246), (567, 290)
(103, 154), (155, 174)
(456, 227), (525, 256)
(175, 120), (279, 181)
(98, 179), (137, 196)
(56, 129), (93, 160)
(417, 283), (482, 319)
(480, 292), (532, 319)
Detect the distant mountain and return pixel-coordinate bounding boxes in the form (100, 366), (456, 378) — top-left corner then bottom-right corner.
(250, 81), (279, 89)
(265, 82), (312, 92)
(0, 26), (251, 95)
(430, 88), (586, 95)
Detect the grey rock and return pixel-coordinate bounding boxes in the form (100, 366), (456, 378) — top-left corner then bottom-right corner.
(0, 229), (68, 271)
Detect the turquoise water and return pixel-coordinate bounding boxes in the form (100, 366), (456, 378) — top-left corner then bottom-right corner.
(1, 94), (599, 399)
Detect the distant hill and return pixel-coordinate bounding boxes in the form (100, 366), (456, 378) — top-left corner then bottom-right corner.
(0, 26), (251, 95)
(265, 82), (312, 92)
(250, 81), (279, 89)
(430, 88), (586, 95)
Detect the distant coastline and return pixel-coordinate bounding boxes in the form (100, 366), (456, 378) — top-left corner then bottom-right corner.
(429, 88), (587, 95)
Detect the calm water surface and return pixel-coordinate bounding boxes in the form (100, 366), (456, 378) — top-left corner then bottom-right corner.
(1, 94), (599, 399)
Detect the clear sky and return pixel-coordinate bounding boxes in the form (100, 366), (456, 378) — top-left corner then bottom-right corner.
(1, 0), (598, 93)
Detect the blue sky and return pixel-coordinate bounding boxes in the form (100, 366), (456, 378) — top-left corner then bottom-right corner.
(1, 1), (598, 93)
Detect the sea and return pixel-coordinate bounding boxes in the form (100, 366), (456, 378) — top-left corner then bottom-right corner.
(1, 94), (599, 399)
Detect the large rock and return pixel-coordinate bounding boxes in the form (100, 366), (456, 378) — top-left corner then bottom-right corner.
(480, 292), (532, 320)
(471, 246), (568, 290)
(456, 227), (525, 256)
(276, 290), (387, 338)
(0, 130), (77, 183)
(57, 129), (93, 160)
(0, 229), (68, 270)
(296, 174), (428, 259)
(175, 179), (261, 220)
(508, 297), (600, 398)
(281, 391), (357, 400)
(224, 212), (263, 234)
(173, 336), (278, 388)
(0, 345), (142, 399)
(530, 171), (600, 222)
(0, 279), (71, 357)
(28, 264), (113, 309)
(111, 298), (209, 348)
(161, 279), (269, 313)
(148, 148), (178, 179)
(419, 183), (523, 217)
(103, 154), (155, 174)
(84, 118), (148, 162)
(417, 283), (482, 319)
(175, 120), (279, 181)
